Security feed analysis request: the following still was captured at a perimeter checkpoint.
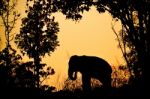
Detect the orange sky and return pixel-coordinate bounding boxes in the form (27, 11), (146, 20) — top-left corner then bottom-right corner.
(0, 0), (124, 90)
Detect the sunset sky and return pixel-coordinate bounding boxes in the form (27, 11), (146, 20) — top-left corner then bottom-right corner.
(0, 0), (124, 90)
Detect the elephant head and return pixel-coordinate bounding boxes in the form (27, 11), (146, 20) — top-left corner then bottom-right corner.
(68, 55), (79, 80)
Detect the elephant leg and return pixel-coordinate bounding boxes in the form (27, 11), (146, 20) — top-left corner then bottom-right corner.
(101, 75), (111, 89)
(82, 74), (91, 92)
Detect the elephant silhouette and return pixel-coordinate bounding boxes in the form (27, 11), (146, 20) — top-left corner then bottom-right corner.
(68, 55), (112, 92)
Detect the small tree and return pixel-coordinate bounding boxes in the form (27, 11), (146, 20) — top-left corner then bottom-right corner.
(15, 0), (59, 88)
(0, 0), (21, 88)
(0, 46), (22, 88)
(0, 0), (20, 66)
(112, 22), (138, 80)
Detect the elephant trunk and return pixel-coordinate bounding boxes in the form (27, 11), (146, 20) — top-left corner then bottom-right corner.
(68, 69), (77, 80)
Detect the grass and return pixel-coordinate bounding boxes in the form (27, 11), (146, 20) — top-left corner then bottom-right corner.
(0, 66), (145, 98)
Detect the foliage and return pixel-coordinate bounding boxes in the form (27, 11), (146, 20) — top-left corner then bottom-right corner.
(0, 0), (20, 70)
(0, 0), (21, 88)
(112, 23), (138, 78)
(0, 0), (57, 90)
(111, 65), (130, 87)
(0, 46), (21, 87)
(15, 0), (59, 88)
(15, 0), (59, 58)
(0, 45), (55, 89)
(0, 0), (6, 15)
(0, 0), (20, 44)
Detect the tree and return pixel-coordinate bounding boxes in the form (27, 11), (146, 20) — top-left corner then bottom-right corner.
(53, 0), (149, 88)
(97, 0), (150, 88)
(0, 0), (5, 15)
(112, 22), (138, 80)
(0, 38), (1, 50)
(0, 46), (21, 88)
(0, 0), (20, 66)
(15, 0), (59, 88)
(0, 0), (21, 88)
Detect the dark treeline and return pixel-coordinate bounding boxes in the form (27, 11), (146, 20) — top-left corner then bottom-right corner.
(0, 0), (148, 98)
(0, 0), (58, 95)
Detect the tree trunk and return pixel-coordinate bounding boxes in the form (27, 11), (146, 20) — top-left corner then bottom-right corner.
(34, 53), (40, 88)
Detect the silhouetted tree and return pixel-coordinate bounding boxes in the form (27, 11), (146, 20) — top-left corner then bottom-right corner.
(0, 0), (20, 66)
(53, 0), (149, 88)
(103, 0), (149, 87)
(15, 0), (59, 88)
(112, 23), (137, 80)
(0, 0), (21, 88)
(0, 46), (22, 88)
(14, 61), (55, 89)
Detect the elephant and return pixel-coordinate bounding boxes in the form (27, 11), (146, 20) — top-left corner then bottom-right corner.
(68, 55), (112, 92)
